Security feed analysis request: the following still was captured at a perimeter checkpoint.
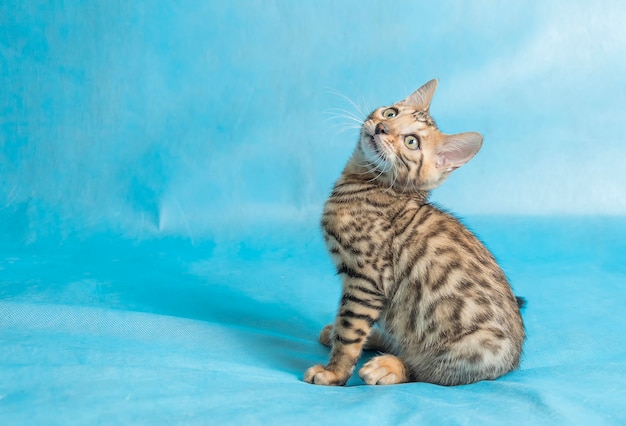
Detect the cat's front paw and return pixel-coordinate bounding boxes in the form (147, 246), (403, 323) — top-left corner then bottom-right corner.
(304, 365), (348, 386)
(359, 354), (408, 385)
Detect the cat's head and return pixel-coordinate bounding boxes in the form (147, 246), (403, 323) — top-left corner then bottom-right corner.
(353, 79), (483, 191)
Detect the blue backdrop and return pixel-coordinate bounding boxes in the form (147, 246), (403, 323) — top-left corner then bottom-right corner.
(1, 1), (625, 424)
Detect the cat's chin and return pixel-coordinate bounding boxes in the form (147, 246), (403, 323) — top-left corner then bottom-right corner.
(360, 134), (388, 161)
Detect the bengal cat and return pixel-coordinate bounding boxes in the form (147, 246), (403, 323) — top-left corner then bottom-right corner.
(304, 79), (525, 386)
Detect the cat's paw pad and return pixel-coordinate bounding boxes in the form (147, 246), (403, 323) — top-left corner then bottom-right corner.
(359, 355), (407, 385)
(319, 324), (334, 347)
(304, 364), (347, 386)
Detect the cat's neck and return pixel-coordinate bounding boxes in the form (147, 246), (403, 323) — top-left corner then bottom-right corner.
(340, 155), (430, 205)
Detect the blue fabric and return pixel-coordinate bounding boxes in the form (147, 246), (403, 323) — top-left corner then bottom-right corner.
(2, 1), (626, 424)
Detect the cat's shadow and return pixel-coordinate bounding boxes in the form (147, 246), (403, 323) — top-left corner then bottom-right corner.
(72, 237), (356, 383)
(139, 273), (374, 385)
(124, 268), (329, 379)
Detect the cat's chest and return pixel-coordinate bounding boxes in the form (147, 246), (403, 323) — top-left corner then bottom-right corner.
(322, 196), (394, 238)
(323, 209), (382, 247)
(321, 193), (405, 270)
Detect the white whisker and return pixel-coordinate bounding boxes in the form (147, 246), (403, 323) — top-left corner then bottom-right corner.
(330, 126), (361, 136)
(325, 88), (369, 120)
(328, 124), (358, 131)
(324, 113), (364, 126)
(324, 107), (365, 120)
(358, 152), (392, 184)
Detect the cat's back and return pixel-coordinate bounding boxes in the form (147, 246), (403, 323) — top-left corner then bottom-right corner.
(386, 202), (524, 355)
(391, 203), (502, 277)
(390, 202), (520, 312)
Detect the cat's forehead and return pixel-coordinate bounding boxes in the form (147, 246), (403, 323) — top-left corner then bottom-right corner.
(406, 108), (436, 127)
(372, 103), (436, 129)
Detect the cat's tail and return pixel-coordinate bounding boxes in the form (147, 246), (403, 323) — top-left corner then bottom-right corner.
(515, 296), (527, 310)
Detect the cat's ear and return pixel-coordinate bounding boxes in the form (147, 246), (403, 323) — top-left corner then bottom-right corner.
(404, 79), (438, 111)
(436, 132), (483, 171)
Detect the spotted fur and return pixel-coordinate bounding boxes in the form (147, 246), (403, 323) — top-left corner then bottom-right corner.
(304, 79), (525, 386)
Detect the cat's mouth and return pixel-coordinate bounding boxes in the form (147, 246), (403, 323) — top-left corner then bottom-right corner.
(361, 133), (393, 169)
(362, 129), (383, 153)
(368, 133), (393, 159)
(367, 134), (380, 153)
(360, 125), (393, 170)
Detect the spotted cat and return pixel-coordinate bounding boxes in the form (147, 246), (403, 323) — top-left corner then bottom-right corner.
(304, 79), (525, 386)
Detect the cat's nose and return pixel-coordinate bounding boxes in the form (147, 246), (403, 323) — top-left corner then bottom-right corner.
(375, 123), (389, 135)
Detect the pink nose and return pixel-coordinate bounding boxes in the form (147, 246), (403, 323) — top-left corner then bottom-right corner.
(375, 123), (389, 135)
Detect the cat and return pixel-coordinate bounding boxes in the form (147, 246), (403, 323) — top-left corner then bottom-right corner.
(304, 79), (525, 386)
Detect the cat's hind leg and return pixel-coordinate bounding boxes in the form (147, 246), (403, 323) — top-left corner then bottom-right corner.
(359, 354), (409, 385)
(319, 324), (387, 351)
(318, 324), (334, 347)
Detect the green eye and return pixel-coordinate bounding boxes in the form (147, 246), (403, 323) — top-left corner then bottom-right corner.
(404, 135), (420, 150)
(382, 108), (398, 118)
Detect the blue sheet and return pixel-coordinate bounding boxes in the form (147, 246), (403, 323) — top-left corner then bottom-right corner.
(2, 1), (626, 424)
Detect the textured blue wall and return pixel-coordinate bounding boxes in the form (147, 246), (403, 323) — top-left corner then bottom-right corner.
(2, 4), (626, 422)
(2, 1), (625, 243)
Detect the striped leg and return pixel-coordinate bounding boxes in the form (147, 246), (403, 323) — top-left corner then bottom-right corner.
(305, 276), (385, 386)
(319, 324), (387, 351)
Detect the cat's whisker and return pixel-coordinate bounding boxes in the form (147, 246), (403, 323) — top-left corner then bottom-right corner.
(355, 162), (377, 175)
(324, 107), (365, 118)
(324, 118), (361, 128)
(366, 156), (393, 184)
(358, 149), (385, 167)
(355, 96), (374, 119)
(327, 121), (362, 132)
(326, 119), (363, 130)
(362, 98), (373, 116)
(358, 161), (382, 177)
(379, 158), (397, 194)
(325, 88), (368, 121)
(327, 124), (363, 137)
(357, 154), (388, 180)
(333, 129), (355, 138)
(323, 107), (366, 141)
(335, 127), (361, 135)
(323, 113), (363, 124)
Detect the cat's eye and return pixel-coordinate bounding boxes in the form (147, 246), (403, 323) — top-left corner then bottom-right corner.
(382, 108), (398, 119)
(404, 135), (420, 150)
